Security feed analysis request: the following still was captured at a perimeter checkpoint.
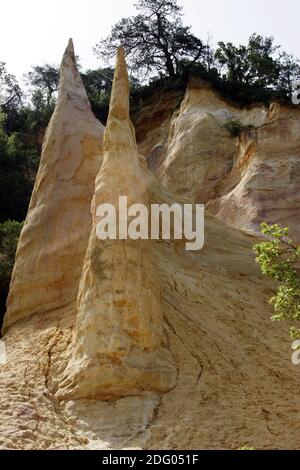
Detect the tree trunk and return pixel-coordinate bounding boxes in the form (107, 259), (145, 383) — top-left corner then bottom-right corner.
(166, 57), (175, 77)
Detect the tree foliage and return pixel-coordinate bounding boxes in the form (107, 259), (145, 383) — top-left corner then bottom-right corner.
(277, 52), (300, 96)
(0, 62), (22, 111)
(82, 67), (141, 121)
(0, 220), (22, 285)
(81, 67), (115, 121)
(254, 223), (300, 338)
(94, 2), (300, 105)
(214, 34), (300, 103)
(0, 115), (38, 222)
(224, 119), (254, 137)
(216, 35), (280, 87)
(0, 220), (23, 325)
(25, 64), (59, 106)
(94, 0), (204, 78)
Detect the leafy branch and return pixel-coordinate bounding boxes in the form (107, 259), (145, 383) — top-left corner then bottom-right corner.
(254, 223), (300, 338)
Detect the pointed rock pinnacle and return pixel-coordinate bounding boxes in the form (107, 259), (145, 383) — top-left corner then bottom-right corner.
(59, 37), (89, 103)
(57, 46), (176, 401)
(2, 39), (104, 333)
(107, 46), (130, 122)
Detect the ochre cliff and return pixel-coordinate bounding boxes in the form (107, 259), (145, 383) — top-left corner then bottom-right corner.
(0, 45), (300, 450)
(137, 79), (300, 240)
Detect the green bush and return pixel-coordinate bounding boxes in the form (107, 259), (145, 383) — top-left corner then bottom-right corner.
(0, 121), (38, 222)
(224, 120), (255, 137)
(254, 223), (300, 338)
(0, 220), (23, 328)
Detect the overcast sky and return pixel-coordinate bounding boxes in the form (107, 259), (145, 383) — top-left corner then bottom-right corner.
(0, 0), (299, 79)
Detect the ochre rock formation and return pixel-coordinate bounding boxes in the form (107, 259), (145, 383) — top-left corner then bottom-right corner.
(0, 48), (300, 450)
(207, 102), (300, 239)
(58, 48), (176, 400)
(3, 39), (104, 332)
(138, 79), (300, 240)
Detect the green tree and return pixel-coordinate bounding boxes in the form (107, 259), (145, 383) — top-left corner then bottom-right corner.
(94, 0), (204, 78)
(81, 67), (114, 122)
(215, 42), (249, 84)
(277, 52), (300, 97)
(23, 64), (60, 133)
(254, 223), (300, 338)
(214, 34), (300, 103)
(246, 34), (280, 87)
(0, 63), (23, 133)
(216, 34), (280, 88)
(214, 35), (283, 103)
(26, 88), (55, 131)
(0, 62), (22, 111)
(25, 64), (59, 107)
(0, 117), (38, 222)
(0, 220), (22, 326)
(82, 67), (115, 98)
(82, 67), (140, 122)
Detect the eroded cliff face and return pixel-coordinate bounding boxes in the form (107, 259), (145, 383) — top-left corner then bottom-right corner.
(137, 79), (300, 240)
(207, 102), (300, 239)
(1, 48), (300, 450)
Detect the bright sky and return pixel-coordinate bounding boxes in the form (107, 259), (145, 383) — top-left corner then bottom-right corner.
(0, 0), (299, 80)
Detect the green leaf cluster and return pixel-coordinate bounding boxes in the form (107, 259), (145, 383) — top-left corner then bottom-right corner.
(254, 223), (300, 337)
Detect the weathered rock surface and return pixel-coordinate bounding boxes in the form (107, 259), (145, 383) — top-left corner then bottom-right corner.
(1, 55), (300, 450)
(3, 39), (104, 332)
(57, 48), (176, 400)
(160, 81), (268, 203)
(1, 210), (299, 449)
(138, 80), (300, 240)
(207, 102), (300, 240)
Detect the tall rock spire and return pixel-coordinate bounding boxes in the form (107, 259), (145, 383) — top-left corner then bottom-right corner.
(59, 38), (90, 104)
(105, 46), (130, 123)
(2, 39), (104, 333)
(58, 47), (176, 400)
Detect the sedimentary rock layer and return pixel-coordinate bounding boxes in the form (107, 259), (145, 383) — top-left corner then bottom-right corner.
(137, 80), (300, 240)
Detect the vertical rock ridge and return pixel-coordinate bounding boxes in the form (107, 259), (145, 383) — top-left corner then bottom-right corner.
(2, 39), (104, 333)
(59, 38), (90, 104)
(58, 47), (176, 401)
(105, 47), (130, 124)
